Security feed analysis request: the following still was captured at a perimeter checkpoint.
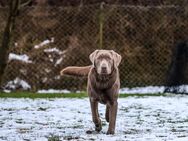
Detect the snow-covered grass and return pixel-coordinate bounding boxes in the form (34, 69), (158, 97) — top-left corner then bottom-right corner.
(0, 96), (188, 141)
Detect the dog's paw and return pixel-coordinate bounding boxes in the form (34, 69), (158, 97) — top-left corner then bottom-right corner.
(95, 123), (102, 132)
(106, 130), (115, 135)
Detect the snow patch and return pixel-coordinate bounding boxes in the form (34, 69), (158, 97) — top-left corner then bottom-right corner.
(44, 48), (63, 54)
(54, 75), (61, 80)
(165, 85), (188, 94)
(119, 86), (165, 94)
(42, 77), (48, 83)
(55, 57), (63, 66)
(9, 53), (32, 63)
(3, 89), (11, 93)
(44, 48), (64, 66)
(35, 87), (163, 94)
(5, 77), (31, 90)
(14, 42), (18, 47)
(37, 89), (71, 94)
(36, 86), (166, 94)
(44, 68), (51, 73)
(120, 85), (188, 94)
(34, 38), (54, 49)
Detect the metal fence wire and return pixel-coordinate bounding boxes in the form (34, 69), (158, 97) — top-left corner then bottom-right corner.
(0, 4), (188, 92)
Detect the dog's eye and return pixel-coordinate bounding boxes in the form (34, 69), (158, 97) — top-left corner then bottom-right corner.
(95, 59), (100, 64)
(105, 57), (111, 61)
(107, 58), (113, 61)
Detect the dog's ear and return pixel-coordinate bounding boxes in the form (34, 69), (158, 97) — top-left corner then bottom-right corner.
(89, 50), (99, 64)
(110, 50), (122, 67)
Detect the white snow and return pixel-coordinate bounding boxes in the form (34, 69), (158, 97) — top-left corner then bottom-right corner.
(36, 87), (163, 94)
(165, 85), (188, 94)
(43, 48), (64, 66)
(4, 85), (188, 94)
(54, 75), (61, 80)
(44, 48), (63, 54)
(42, 77), (48, 83)
(34, 38), (54, 49)
(8, 53), (32, 63)
(35, 85), (188, 94)
(119, 85), (188, 94)
(14, 42), (18, 47)
(37, 89), (71, 94)
(5, 77), (31, 90)
(119, 86), (165, 94)
(3, 89), (11, 93)
(44, 68), (51, 73)
(55, 57), (63, 66)
(0, 96), (188, 141)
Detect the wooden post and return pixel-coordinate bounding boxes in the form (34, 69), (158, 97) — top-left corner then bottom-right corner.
(99, 2), (105, 49)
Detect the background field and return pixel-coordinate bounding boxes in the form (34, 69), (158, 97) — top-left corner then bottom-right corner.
(0, 4), (188, 92)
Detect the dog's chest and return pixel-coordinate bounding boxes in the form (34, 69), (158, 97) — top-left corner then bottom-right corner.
(96, 92), (111, 104)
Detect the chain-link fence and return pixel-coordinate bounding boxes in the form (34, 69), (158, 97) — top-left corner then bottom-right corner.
(0, 4), (188, 92)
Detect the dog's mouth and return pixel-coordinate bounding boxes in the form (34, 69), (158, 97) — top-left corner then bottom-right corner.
(94, 67), (113, 76)
(100, 70), (108, 74)
(98, 71), (111, 76)
(94, 64), (113, 76)
(95, 69), (108, 76)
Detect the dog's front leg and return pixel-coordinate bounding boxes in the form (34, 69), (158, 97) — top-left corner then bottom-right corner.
(105, 105), (110, 122)
(107, 101), (118, 135)
(89, 98), (102, 132)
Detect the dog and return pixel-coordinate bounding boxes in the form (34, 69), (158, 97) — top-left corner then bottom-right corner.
(60, 50), (122, 134)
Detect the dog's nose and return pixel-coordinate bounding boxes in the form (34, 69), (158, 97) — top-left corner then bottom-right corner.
(102, 66), (107, 71)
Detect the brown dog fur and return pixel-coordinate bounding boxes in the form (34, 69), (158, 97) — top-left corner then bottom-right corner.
(60, 50), (121, 134)
(61, 66), (91, 77)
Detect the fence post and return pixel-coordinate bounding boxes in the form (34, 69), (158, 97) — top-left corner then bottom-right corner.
(99, 2), (105, 49)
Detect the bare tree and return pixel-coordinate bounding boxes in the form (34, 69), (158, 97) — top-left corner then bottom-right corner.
(0, 0), (31, 89)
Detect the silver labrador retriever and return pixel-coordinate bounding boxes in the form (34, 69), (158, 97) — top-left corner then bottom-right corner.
(61, 49), (122, 134)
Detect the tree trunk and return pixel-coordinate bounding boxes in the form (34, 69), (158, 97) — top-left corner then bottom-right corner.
(0, 0), (20, 89)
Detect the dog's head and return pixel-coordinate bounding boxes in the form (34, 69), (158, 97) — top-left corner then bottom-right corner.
(89, 50), (121, 75)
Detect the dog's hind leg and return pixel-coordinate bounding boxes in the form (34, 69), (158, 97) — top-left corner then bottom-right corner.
(90, 99), (102, 132)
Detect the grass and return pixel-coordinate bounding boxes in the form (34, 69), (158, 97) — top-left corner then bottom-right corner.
(0, 92), (87, 98)
(0, 91), (167, 98)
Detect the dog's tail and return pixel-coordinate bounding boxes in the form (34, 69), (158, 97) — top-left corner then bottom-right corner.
(60, 66), (92, 77)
